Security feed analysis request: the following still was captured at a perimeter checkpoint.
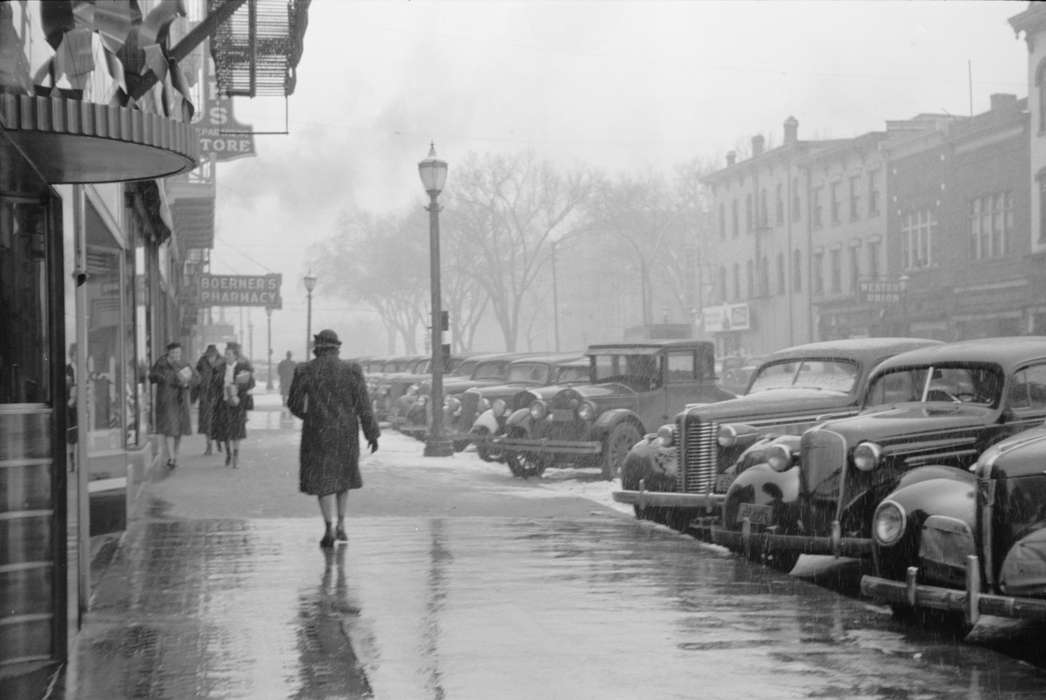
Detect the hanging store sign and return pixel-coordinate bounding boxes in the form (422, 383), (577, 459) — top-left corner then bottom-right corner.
(702, 303), (751, 333)
(859, 279), (906, 304)
(195, 58), (256, 162)
(198, 274), (282, 308)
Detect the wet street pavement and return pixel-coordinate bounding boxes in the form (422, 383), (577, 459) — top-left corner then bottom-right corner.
(53, 394), (1046, 698)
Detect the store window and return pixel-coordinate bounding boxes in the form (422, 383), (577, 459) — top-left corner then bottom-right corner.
(0, 199), (50, 404)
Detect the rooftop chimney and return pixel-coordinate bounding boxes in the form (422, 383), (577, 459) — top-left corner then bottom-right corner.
(989, 93), (1018, 113)
(751, 134), (765, 157)
(783, 116), (798, 145)
(726, 150), (736, 167)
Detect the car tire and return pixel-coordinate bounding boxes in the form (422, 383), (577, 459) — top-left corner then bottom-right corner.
(506, 451), (548, 479)
(601, 423), (643, 481)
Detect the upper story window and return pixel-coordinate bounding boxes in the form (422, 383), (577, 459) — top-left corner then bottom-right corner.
(901, 209), (937, 270)
(811, 186), (824, 229)
(759, 189), (768, 228)
(746, 259), (755, 298)
(776, 252), (786, 295)
(731, 199), (739, 238)
(830, 182), (841, 224)
(792, 178), (802, 223)
(745, 194), (753, 233)
(718, 203), (726, 239)
(848, 246), (860, 295)
(829, 249), (841, 293)
(969, 192), (1013, 259)
(1037, 59), (1046, 134)
(867, 240), (881, 279)
(775, 184), (784, 225)
(849, 175), (861, 222)
(793, 249), (802, 292)
(759, 257), (769, 297)
(812, 251), (824, 294)
(868, 169), (881, 216)
(733, 262), (741, 300)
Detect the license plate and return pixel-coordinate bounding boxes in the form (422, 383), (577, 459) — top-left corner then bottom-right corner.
(715, 473), (736, 493)
(736, 502), (773, 526)
(552, 408), (575, 422)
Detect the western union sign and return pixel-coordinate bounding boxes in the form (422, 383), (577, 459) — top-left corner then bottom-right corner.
(198, 274), (282, 308)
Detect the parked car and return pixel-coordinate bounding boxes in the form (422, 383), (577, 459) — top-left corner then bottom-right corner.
(399, 353), (534, 443)
(467, 354), (589, 461)
(370, 355), (427, 421)
(719, 336), (1046, 573)
(717, 356), (767, 396)
(612, 338), (940, 532)
(382, 354), (469, 427)
(495, 340), (733, 480)
(861, 420), (1046, 628)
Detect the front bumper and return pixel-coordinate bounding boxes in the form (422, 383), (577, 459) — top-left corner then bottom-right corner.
(861, 556), (1046, 624)
(613, 487), (725, 510)
(712, 527), (873, 558)
(494, 437), (602, 456)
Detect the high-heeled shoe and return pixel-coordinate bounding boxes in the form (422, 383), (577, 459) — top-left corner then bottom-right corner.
(335, 525), (348, 545)
(204, 443), (213, 456)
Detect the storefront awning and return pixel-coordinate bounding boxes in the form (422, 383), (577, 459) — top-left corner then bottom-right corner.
(0, 94), (200, 184)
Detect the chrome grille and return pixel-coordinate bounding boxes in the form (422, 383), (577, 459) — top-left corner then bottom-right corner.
(799, 429), (847, 499)
(680, 414), (717, 494)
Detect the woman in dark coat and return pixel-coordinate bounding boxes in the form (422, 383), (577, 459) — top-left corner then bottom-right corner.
(288, 329), (379, 548)
(210, 342), (255, 468)
(194, 344), (222, 455)
(149, 342), (198, 469)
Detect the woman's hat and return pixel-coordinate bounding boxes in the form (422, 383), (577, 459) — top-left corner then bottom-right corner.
(226, 342), (241, 353)
(205, 344), (218, 354)
(313, 329), (342, 348)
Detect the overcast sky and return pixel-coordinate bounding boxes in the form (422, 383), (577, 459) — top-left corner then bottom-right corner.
(209, 1), (1029, 358)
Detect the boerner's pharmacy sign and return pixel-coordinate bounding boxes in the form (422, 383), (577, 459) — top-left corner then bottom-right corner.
(198, 274), (282, 308)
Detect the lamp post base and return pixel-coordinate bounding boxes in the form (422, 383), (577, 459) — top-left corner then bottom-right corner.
(423, 438), (455, 457)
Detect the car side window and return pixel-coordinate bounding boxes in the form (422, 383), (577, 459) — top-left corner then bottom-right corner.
(666, 352), (695, 383)
(1010, 365), (1046, 410)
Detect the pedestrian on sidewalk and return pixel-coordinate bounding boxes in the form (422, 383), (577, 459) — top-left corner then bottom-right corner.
(287, 329), (379, 548)
(277, 350), (297, 405)
(211, 342), (255, 469)
(194, 344), (222, 455)
(149, 341), (197, 469)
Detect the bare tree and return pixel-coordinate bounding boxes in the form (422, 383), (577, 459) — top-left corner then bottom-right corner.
(450, 151), (594, 351)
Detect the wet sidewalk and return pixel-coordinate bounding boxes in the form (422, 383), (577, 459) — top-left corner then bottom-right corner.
(54, 514), (1046, 700)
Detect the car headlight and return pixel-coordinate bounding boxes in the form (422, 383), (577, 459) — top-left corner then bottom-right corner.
(529, 400), (548, 420)
(766, 443), (793, 472)
(492, 398), (507, 417)
(656, 424), (676, 448)
(479, 397), (491, 413)
(873, 499), (906, 546)
(577, 401), (596, 421)
(717, 424), (738, 447)
(853, 442), (882, 472)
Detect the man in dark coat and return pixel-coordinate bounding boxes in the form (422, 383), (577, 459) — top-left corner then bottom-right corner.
(288, 329), (379, 548)
(149, 342), (197, 469)
(277, 351), (297, 405)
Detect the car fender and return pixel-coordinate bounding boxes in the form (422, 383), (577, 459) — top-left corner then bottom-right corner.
(504, 407), (534, 435)
(722, 462), (800, 529)
(620, 435), (677, 491)
(591, 409), (644, 443)
(471, 409), (499, 435)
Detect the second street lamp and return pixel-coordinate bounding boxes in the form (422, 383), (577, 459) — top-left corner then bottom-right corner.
(419, 143), (454, 457)
(304, 271), (317, 358)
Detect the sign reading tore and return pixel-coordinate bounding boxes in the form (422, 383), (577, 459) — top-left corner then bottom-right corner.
(199, 274), (282, 308)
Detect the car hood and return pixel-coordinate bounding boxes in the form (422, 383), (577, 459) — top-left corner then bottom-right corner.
(819, 403), (995, 443)
(687, 387), (854, 423)
(975, 425), (1046, 479)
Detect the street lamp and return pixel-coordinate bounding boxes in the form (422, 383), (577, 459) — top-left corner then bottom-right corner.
(419, 143), (453, 457)
(265, 306), (274, 390)
(551, 240), (560, 352)
(304, 271), (317, 358)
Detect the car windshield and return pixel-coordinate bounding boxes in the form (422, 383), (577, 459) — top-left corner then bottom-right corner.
(865, 363), (1003, 408)
(747, 358), (858, 394)
(507, 362), (551, 384)
(592, 353), (659, 382)
(472, 361), (510, 380)
(555, 365), (590, 383)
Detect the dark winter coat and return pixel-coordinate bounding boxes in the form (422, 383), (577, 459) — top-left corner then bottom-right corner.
(287, 352), (379, 495)
(211, 360), (255, 442)
(149, 355), (197, 437)
(195, 353), (222, 435)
